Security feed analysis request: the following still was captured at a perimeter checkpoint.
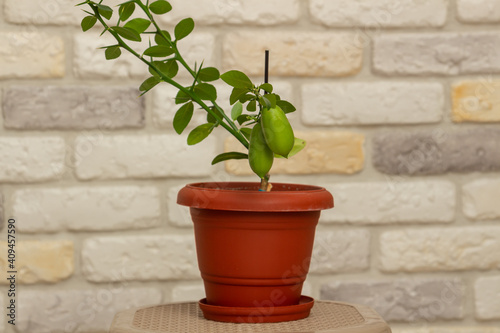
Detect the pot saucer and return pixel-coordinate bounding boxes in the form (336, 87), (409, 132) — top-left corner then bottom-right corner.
(198, 295), (314, 323)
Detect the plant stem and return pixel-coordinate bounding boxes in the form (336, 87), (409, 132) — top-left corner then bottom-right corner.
(89, 2), (249, 149)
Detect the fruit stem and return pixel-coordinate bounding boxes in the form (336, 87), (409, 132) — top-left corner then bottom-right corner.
(259, 174), (272, 192)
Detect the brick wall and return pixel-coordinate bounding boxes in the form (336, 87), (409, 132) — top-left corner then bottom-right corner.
(0, 0), (499, 332)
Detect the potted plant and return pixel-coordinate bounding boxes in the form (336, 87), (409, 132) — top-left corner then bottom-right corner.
(78, 0), (333, 323)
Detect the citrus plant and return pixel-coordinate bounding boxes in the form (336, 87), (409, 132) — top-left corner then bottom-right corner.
(78, 0), (305, 190)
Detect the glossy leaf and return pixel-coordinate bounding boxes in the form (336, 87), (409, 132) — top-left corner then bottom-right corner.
(175, 89), (191, 104)
(155, 30), (171, 45)
(275, 138), (306, 159)
(97, 4), (113, 20)
(187, 123), (213, 145)
(111, 26), (141, 41)
(237, 114), (253, 125)
(211, 152), (248, 165)
(144, 45), (174, 57)
(198, 67), (220, 82)
(173, 102), (194, 134)
(193, 83), (217, 101)
(150, 60), (178, 78)
(174, 18), (194, 41)
(259, 83), (273, 93)
(149, 0), (172, 15)
(105, 46), (121, 60)
(220, 70), (253, 89)
(119, 2), (135, 21)
(276, 100), (296, 113)
(229, 87), (246, 105)
(124, 18), (151, 34)
(206, 107), (223, 124)
(246, 100), (257, 112)
(261, 93), (276, 108)
(81, 16), (97, 32)
(139, 76), (160, 92)
(231, 101), (243, 120)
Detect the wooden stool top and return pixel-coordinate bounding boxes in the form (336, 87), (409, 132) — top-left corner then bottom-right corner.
(110, 300), (391, 333)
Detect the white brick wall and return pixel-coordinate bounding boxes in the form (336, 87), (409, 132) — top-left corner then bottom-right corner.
(74, 134), (216, 180)
(321, 181), (456, 224)
(302, 82), (444, 125)
(13, 187), (160, 232)
(309, 0), (448, 27)
(0, 137), (65, 182)
(2, 0), (500, 331)
(81, 235), (199, 282)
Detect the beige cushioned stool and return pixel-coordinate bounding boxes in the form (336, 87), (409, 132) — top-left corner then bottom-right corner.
(109, 300), (391, 333)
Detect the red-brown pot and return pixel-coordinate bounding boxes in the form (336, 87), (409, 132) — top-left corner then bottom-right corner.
(177, 182), (333, 317)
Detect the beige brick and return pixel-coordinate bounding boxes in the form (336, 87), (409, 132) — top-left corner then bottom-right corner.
(0, 32), (64, 79)
(457, 0), (500, 23)
(475, 276), (500, 320)
(0, 241), (73, 284)
(0, 137), (65, 183)
(160, 0), (299, 25)
(13, 187), (160, 232)
(223, 32), (362, 77)
(225, 131), (364, 175)
(380, 227), (500, 272)
(74, 134), (216, 180)
(452, 80), (500, 122)
(463, 178), (500, 220)
(310, 0), (448, 28)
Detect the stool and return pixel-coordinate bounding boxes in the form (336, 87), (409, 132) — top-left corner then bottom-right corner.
(109, 300), (391, 333)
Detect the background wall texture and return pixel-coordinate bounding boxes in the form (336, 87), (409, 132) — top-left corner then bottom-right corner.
(0, 0), (499, 332)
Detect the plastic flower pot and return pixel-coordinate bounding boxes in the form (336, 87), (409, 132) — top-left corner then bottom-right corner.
(177, 182), (333, 323)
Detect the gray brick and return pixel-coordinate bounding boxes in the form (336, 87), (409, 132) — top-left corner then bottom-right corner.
(320, 278), (464, 322)
(373, 128), (500, 175)
(373, 33), (500, 76)
(3, 86), (144, 130)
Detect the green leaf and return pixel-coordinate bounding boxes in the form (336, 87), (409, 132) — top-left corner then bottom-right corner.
(240, 127), (252, 140)
(220, 70), (253, 89)
(174, 18), (195, 41)
(259, 83), (273, 93)
(230, 87), (247, 105)
(119, 2), (135, 21)
(139, 76), (160, 92)
(144, 45), (174, 57)
(211, 152), (248, 165)
(207, 107), (223, 124)
(237, 114), (253, 125)
(111, 26), (141, 41)
(173, 102), (194, 134)
(155, 31), (171, 45)
(97, 4), (113, 20)
(239, 94), (254, 103)
(275, 138), (306, 159)
(81, 16), (97, 32)
(187, 123), (213, 145)
(150, 60), (178, 78)
(276, 100), (296, 113)
(175, 89), (191, 104)
(246, 100), (257, 112)
(231, 101), (243, 120)
(124, 18), (151, 34)
(105, 46), (121, 60)
(198, 67), (220, 82)
(261, 93), (276, 109)
(149, 0), (172, 15)
(193, 83), (217, 101)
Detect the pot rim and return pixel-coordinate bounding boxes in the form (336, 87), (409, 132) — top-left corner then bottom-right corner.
(177, 181), (334, 212)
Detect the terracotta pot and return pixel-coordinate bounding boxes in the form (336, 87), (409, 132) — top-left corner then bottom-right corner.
(177, 182), (333, 320)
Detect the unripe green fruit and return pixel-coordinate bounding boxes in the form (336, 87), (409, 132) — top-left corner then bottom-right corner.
(248, 122), (274, 179)
(261, 105), (294, 157)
